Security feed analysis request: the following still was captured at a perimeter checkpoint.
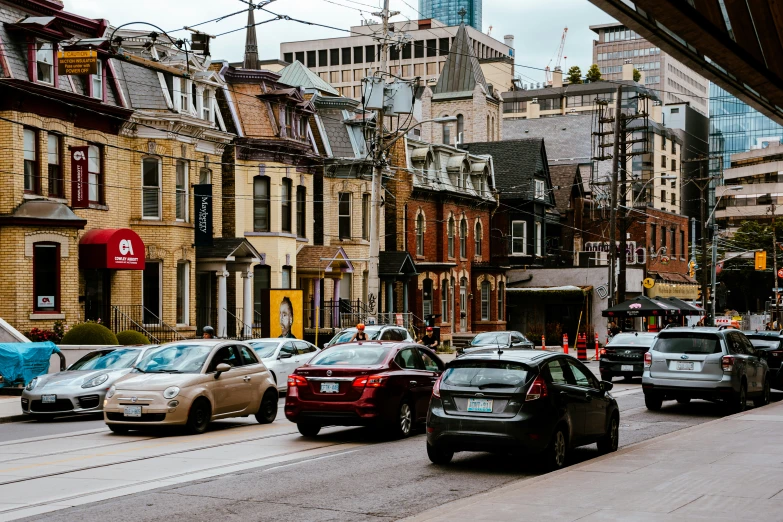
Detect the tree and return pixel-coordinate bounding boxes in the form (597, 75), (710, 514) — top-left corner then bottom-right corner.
(566, 66), (582, 84)
(633, 68), (641, 82)
(585, 64), (602, 83)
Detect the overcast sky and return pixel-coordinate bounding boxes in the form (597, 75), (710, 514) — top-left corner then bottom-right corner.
(65, 0), (615, 85)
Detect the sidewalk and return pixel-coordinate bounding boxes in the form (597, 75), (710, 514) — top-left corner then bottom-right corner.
(0, 396), (24, 424)
(406, 400), (783, 522)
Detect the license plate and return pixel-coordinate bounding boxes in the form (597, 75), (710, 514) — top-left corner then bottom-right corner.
(466, 398), (493, 413)
(621, 365), (634, 372)
(41, 394), (56, 404)
(676, 362), (694, 371)
(124, 405), (142, 417)
(320, 382), (340, 393)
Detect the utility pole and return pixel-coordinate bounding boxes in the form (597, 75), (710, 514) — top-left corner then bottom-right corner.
(617, 115), (628, 304)
(607, 85), (623, 307)
(366, 0), (392, 323)
(772, 204), (779, 326)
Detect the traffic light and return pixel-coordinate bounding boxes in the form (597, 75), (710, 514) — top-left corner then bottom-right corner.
(688, 259), (696, 278)
(755, 251), (767, 271)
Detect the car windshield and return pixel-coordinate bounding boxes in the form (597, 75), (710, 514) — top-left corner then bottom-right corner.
(442, 361), (529, 389)
(135, 344), (214, 373)
(329, 328), (382, 345)
(309, 346), (391, 366)
(250, 342), (279, 359)
(654, 333), (722, 354)
(749, 339), (780, 349)
(70, 348), (145, 371)
(470, 332), (511, 346)
(608, 334), (656, 347)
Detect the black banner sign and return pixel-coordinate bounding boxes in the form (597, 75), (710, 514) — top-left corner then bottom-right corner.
(194, 184), (213, 247)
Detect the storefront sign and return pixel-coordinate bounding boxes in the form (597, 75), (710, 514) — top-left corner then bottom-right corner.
(646, 282), (699, 299)
(584, 241), (647, 265)
(36, 296), (55, 309)
(70, 146), (89, 208)
(58, 50), (97, 75)
(194, 184), (213, 247)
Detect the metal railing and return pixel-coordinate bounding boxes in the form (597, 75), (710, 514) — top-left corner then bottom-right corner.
(109, 305), (186, 344)
(305, 299), (366, 330)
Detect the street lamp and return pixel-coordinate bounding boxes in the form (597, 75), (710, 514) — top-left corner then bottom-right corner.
(710, 185), (743, 322)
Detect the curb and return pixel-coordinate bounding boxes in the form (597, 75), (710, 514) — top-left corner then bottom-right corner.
(0, 414), (29, 424)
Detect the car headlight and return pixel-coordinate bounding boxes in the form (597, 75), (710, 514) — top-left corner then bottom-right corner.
(163, 386), (180, 399)
(81, 374), (109, 389)
(106, 385), (116, 399)
(26, 377), (38, 391)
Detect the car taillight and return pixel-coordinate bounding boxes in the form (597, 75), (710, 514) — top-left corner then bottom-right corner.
(600, 348), (606, 356)
(525, 375), (548, 401)
(287, 374), (308, 387)
(643, 352), (652, 367)
(432, 375), (442, 398)
(353, 374), (387, 388)
(721, 355), (735, 372)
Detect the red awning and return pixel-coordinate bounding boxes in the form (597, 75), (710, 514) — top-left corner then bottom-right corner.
(79, 228), (145, 270)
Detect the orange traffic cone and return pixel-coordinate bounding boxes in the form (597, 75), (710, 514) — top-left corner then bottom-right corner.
(562, 333), (569, 355)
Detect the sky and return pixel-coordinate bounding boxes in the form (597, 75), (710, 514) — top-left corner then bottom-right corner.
(64, 0), (615, 85)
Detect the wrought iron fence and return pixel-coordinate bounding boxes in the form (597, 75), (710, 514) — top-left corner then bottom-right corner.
(109, 305), (186, 344)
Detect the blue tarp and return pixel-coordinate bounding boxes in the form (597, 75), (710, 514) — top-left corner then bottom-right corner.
(0, 342), (60, 387)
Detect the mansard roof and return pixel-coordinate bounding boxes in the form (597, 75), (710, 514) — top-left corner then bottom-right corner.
(277, 60), (339, 97)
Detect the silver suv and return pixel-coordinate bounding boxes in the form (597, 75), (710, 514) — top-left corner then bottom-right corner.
(642, 327), (770, 412)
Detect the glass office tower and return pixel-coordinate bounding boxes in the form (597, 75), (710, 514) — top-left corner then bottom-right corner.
(418, 0), (482, 30)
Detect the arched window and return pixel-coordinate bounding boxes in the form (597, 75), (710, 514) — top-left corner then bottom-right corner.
(416, 213), (424, 256)
(475, 221), (482, 256)
(486, 114), (490, 141)
(253, 176), (270, 232)
(460, 218), (468, 258)
(481, 281), (491, 320)
(442, 115), (451, 145)
(447, 216), (455, 258)
(456, 114), (464, 142)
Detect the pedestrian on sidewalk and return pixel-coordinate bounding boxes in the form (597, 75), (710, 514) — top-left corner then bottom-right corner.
(202, 326), (214, 339)
(419, 327), (438, 349)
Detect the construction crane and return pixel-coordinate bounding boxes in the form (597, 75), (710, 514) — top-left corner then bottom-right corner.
(545, 27), (568, 84)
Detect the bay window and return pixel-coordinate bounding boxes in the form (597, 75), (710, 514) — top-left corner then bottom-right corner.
(142, 157), (161, 218)
(33, 243), (59, 313)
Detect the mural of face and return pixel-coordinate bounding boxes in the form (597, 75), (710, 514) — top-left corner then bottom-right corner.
(279, 297), (295, 338)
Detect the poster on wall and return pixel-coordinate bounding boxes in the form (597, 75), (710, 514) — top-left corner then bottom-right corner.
(70, 146), (90, 208)
(257, 289), (303, 339)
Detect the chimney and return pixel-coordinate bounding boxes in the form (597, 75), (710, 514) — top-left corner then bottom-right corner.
(622, 61), (634, 81)
(528, 98), (541, 119)
(552, 67), (563, 88)
(504, 35), (514, 48)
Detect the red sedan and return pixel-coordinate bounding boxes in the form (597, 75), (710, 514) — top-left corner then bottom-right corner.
(285, 342), (444, 438)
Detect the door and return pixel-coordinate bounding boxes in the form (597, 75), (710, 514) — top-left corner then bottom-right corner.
(541, 358), (587, 442)
(142, 261), (161, 324)
(237, 344), (264, 410)
(84, 269), (111, 322)
(566, 359), (609, 439)
(206, 346), (251, 414)
(394, 347), (430, 421)
(737, 334), (762, 393)
(459, 279), (467, 332)
(277, 342), (299, 380)
(294, 341), (318, 366)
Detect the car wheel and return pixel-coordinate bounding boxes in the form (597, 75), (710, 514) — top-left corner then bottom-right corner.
(597, 414), (619, 454)
(297, 422), (321, 437)
(392, 400), (414, 438)
(426, 442), (454, 465)
(255, 390), (278, 424)
(601, 372), (613, 382)
(540, 426), (568, 470)
(107, 424), (130, 435)
(728, 381), (748, 414)
(644, 392), (663, 411)
(185, 398), (212, 435)
(754, 378), (771, 408)
(676, 397), (691, 405)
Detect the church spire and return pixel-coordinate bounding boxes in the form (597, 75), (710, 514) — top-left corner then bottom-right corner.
(243, 3), (259, 69)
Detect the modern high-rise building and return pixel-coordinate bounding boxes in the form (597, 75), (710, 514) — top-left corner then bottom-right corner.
(590, 22), (709, 116)
(419, 0), (482, 31)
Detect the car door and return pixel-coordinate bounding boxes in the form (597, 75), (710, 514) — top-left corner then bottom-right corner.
(206, 345), (249, 415)
(237, 344), (264, 410)
(294, 341), (318, 367)
(417, 347), (444, 409)
(566, 359), (610, 440)
(726, 332), (753, 391)
(394, 347), (430, 421)
(739, 334), (762, 393)
(541, 358), (587, 442)
(277, 342), (298, 380)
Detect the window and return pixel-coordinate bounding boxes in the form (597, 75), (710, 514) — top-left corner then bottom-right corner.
(426, 39), (437, 57)
(671, 193), (676, 205)
(296, 186), (306, 238)
(662, 226), (667, 249)
(318, 49), (328, 66)
(680, 231), (685, 257)
(536, 222), (543, 256)
(88, 145), (102, 203)
(353, 46), (363, 64)
(23, 128), (38, 193)
(395, 348), (424, 370)
(35, 41), (54, 84)
(362, 193), (370, 240)
(142, 158), (161, 218)
(481, 281), (490, 320)
(475, 222), (482, 256)
(661, 154), (666, 168)
(330, 48), (340, 66)
(282, 267), (292, 289)
(339, 192), (351, 239)
(416, 213), (424, 255)
(414, 63), (424, 76)
(284, 107), (293, 135)
(567, 360), (597, 388)
(341, 70), (351, 83)
(671, 140), (676, 153)
(201, 89), (213, 122)
(254, 265), (271, 313)
(306, 50), (316, 68)
(456, 114), (464, 141)
(176, 261), (189, 325)
(671, 229), (677, 256)
(423, 278), (433, 316)
(33, 243), (59, 312)
(341, 47), (351, 65)
(427, 62), (437, 75)
(439, 37), (449, 55)
(281, 178), (292, 233)
(47, 133), (62, 197)
(176, 77), (189, 113)
(239, 345), (260, 365)
(671, 159), (677, 172)
(418, 348), (441, 371)
(253, 176), (270, 232)
(199, 167), (211, 185)
(535, 179), (545, 200)
(651, 225), (657, 249)
(447, 216), (455, 258)
(143, 261), (161, 324)
(498, 282), (505, 321)
(283, 52), (293, 63)
(330, 71), (339, 84)
(460, 218), (468, 258)
(511, 220), (526, 255)
(545, 359), (568, 384)
(91, 59), (103, 100)
(442, 119), (451, 145)
(441, 278), (449, 323)
(295, 52), (304, 64)
(175, 160), (188, 221)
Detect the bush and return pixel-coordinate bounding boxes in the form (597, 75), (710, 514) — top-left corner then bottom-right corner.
(116, 330), (151, 346)
(24, 320), (65, 343)
(61, 322), (118, 345)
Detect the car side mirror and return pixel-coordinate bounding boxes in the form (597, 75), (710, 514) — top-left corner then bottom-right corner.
(215, 363), (231, 379)
(278, 353), (293, 360)
(600, 380), (614, 393)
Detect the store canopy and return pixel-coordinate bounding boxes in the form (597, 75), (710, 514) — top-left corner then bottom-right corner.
(659, 297), (704, 316)
(79, 228), (144, 270)
(602, 295), (682, 318)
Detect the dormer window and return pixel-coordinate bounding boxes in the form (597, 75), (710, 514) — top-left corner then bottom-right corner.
(36, 41), (54, 84)
(201, 89), (213, 123)
(90, 60), (102, 100)
(284, 107), (293, 135)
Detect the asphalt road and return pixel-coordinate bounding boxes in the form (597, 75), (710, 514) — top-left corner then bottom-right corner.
(16, 379), (778, 522)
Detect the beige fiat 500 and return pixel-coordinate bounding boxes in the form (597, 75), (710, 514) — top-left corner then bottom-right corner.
(104, 340), (278, 434)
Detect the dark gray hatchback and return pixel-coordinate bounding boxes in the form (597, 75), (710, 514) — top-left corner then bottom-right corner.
(426, 351), (619, 470)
